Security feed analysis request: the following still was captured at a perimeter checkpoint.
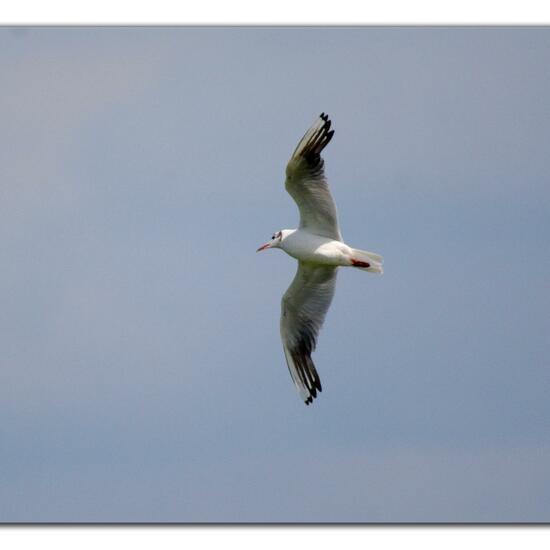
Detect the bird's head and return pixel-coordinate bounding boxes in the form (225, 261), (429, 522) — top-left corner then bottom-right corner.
(256, 230), (286, 252)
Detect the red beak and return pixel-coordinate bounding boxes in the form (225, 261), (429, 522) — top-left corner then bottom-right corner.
(256, 243), (271, 252)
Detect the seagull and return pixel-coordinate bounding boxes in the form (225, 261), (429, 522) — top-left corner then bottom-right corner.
(257, 113), (383, 405)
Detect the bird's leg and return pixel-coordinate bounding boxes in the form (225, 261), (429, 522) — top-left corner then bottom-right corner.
(350, 259), (371, 268)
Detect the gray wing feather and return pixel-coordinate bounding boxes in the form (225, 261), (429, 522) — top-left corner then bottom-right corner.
(280, 262), (338, 405)
(285, 113), (342, 241)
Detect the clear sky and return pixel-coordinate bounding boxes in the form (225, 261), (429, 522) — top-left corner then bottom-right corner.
(1, 27), (549, 522)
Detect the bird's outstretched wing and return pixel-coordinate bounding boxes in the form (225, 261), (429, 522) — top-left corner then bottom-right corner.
(280, 262), (338, 405)
(285, 113), (342, 241)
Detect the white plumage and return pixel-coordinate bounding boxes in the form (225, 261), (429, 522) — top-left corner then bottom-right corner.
(257, 114), (383, 404)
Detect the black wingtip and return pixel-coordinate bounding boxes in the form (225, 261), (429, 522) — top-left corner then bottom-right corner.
(304, 384), (322, 405)
(320, 114), (333, 141)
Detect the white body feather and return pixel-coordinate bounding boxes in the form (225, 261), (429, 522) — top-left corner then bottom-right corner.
(280, 230), (352, 266)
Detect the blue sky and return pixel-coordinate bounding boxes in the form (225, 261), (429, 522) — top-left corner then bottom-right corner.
(1, 27), (549, 522)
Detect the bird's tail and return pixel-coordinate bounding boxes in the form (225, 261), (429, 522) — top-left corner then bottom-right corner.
(350, 249), (384, 274)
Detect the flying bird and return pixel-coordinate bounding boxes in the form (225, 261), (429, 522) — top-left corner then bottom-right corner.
(257, 113), (383, 405)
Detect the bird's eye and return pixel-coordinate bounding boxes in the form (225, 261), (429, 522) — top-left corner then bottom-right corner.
(272, 234), (275, 239)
